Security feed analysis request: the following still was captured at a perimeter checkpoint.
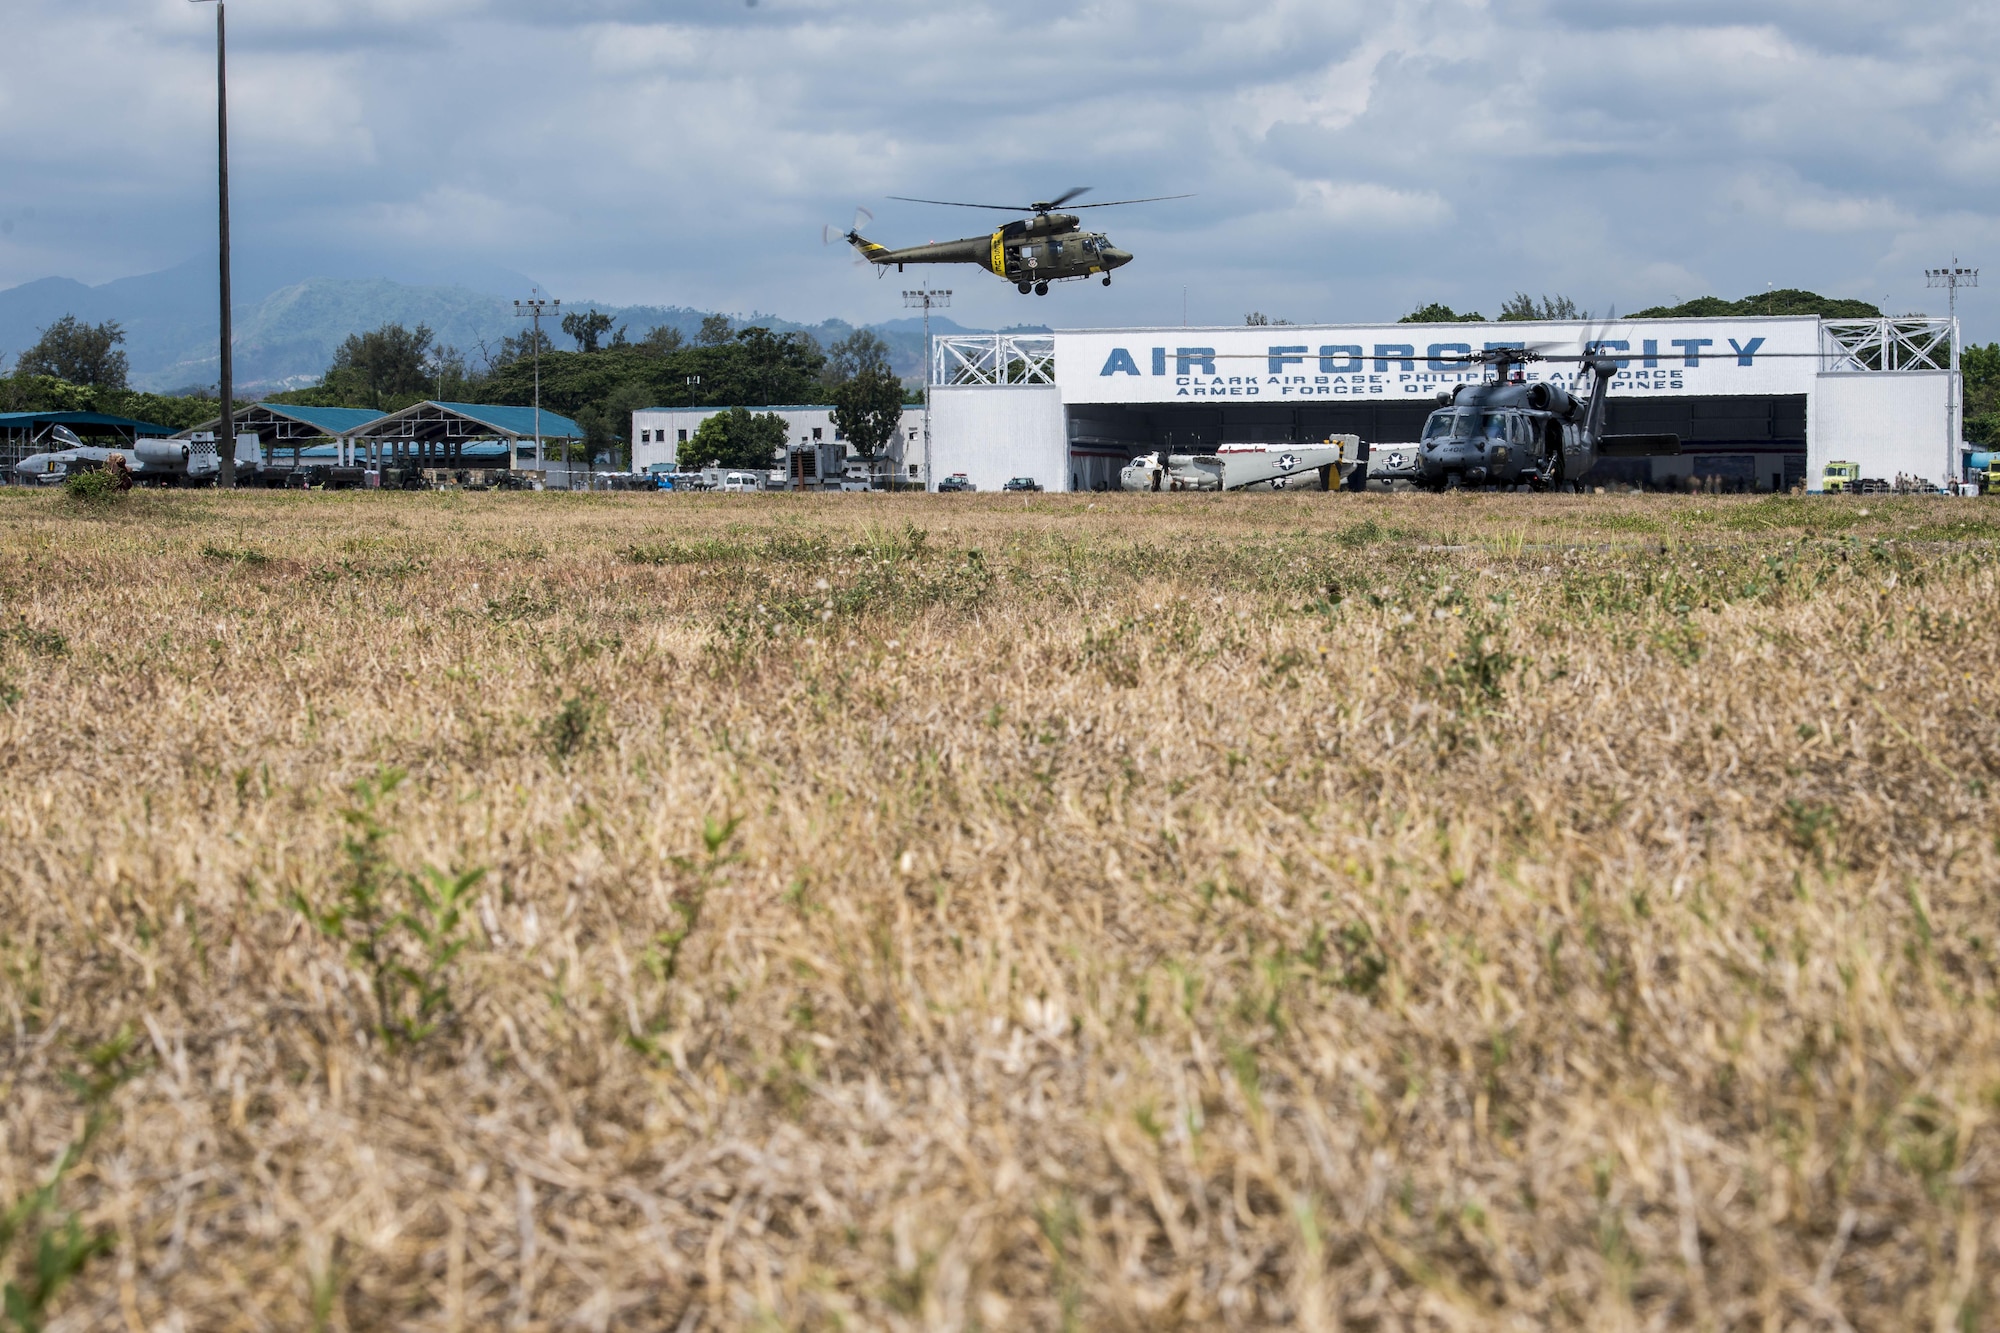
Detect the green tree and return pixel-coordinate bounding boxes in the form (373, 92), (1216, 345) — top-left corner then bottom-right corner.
(638, 325), (686, 356)
(562, 309), (615, 353)
(687, 407), (788, 470)
(1629, 289), (1882, 319)
(824, 328), (891, 383)
(1498, 293), (1583, 322)
(1399, 302), (1486, 323)
(697, 313), (735, 346)
(1964, 342), (2000, 446)
(831, 367), (905, 461)
(1245, 312), (1293, 326)
(314, 323), (437, 409)
(19, 316), (129, 388)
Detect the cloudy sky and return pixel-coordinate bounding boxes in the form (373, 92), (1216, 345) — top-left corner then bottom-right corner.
(4, 0), (1997, 338)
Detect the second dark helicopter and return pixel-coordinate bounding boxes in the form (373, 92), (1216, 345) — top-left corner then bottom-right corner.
(829, 188), (1187, 295)
(1412, 347), (1680, 490)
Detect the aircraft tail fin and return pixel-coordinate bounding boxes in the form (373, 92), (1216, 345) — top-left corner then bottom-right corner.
(845, 231), (892, 265)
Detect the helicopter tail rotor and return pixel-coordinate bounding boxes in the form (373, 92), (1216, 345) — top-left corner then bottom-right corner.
(823, 207), (880, 266)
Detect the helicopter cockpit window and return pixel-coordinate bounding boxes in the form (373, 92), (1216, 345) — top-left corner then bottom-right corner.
(1481, 414), (1509, 439)
(1423, 410), (1480, 441)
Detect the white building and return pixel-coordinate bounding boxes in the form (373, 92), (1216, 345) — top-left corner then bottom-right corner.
(927, 316), (1963, 493)
(630, 404), (929, 484)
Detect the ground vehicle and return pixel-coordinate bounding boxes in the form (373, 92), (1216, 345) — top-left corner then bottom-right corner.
(1982, 463), (2000, 495)
(938, 473), (976, 492)
(1823, 461), (1861, 494)
(1001, 476), (1042, 492)
(717, 471), (761, 493)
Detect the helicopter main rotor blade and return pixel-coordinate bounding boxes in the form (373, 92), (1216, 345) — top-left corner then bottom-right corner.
(887, 190), (1192, 212)
(887, 195), (1040, 211)
(1066, 193), (1195, 209)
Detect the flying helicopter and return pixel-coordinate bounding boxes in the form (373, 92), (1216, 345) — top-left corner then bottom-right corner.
(827, 188), (1189, 296)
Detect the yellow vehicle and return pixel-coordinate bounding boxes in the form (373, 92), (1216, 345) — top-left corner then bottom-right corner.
(1984, 463), (2000, 495)
(1822, 460), (1860, 494)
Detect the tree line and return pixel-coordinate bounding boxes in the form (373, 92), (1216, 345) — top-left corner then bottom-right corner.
(264, 311), (914, 468)
(0, 315), (243, 431)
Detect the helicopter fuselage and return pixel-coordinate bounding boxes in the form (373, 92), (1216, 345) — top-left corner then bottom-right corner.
(1414, 359), (1680, 489)
(1418, 389), (1582, 489)
(847, 212), (1132, 292)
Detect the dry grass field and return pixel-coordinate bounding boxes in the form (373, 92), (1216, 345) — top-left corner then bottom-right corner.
(1, 486), (1997, 1331)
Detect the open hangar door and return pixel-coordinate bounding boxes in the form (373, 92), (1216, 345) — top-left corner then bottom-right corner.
(1066, 402), (1432, 492)
(1065, 395), (1806, 492)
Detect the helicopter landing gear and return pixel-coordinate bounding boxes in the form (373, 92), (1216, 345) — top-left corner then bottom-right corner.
(1034, 281), (1050, 296)
(1017, 281), (1032, 294)
(1102, 276), (1112, 286)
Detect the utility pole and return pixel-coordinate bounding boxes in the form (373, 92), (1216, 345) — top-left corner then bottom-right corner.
(514, 290), (559, 483)
(1926, 258), (1978, 481)
(903, 284), (950, 491)
(191, 0), (234, 487)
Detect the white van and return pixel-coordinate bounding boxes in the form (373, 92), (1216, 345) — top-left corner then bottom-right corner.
(718, 470), (761, 493)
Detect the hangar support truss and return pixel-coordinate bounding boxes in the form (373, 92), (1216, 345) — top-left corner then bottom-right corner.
(1819, 317), (1957, 374)
(932, 334), (1056, 387)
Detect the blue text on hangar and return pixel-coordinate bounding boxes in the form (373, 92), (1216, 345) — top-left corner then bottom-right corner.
(1099, 338), (1771, 377)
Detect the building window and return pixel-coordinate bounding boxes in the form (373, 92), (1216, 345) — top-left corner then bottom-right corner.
(677, 429), (688, 443)
(640, 430), (652, 443)
(812, 428), (822, 441)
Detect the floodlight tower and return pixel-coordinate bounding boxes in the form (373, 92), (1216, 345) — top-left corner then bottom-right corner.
(189, 0), (233, 487)
(1926, 257), (1978, 325)
(514, 291), (560, 479)
(1927, 259), (1978, 477)
(904, 284), (950, 490)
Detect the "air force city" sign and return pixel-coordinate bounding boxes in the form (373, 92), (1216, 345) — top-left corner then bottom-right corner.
(1056, 317), (1824, 405)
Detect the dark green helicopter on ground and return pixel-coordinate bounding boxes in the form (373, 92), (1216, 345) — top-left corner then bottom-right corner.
(1412, 346), (1681, 490)
(827, 188), (1189, 296)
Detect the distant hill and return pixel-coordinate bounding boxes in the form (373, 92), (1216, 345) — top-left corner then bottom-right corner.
(0, 261), (1016, 395)
(1628, 289), (1883, 320)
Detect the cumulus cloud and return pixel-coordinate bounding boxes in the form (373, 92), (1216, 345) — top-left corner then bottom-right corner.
(2, 0), (1996, 338)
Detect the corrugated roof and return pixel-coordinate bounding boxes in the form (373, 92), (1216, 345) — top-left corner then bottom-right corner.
(177, 404), (388, 439)
(263, 405), (384, 434)
(0, 410), (176, 434)
(429, 402), (585, 439)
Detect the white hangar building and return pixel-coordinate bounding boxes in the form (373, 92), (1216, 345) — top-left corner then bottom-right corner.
(925, 315), (1963, 493)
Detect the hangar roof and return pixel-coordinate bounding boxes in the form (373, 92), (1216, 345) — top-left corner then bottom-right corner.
(344, 400), (584, 442)
(0, 410), (176, 436)
(177, 403), (383, 441)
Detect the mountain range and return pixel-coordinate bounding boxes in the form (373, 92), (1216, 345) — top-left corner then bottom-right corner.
(0, 258), (1014, 395)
